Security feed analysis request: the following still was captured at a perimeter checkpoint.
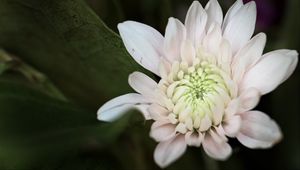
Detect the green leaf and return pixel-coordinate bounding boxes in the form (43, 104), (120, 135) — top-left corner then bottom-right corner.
(0, 76), (143, 169)
(0, 49), (67, 101)
(0, 0), (145, 109)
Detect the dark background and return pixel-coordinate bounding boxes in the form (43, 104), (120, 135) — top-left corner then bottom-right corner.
(0, 0), (299, 169)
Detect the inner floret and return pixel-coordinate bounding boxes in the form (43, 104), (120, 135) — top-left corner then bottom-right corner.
(159, 60), (233, 134)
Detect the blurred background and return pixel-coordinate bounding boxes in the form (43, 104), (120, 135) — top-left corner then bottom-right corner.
(0, 0), (299, 169)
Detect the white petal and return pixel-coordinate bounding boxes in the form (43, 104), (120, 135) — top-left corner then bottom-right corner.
(232, 33), (266, 83)
(181, 40), (196, 65)
(222, 1), (257, 54)
(202, 131), (232, 160)
(211, 95), (224, 125)
(148, 103), (169, 120)
(118, 21), (164, 75)
(240, 50), (298, 95)
(222, 0), (243, 29)
(97, 93), (150, 122)
(223, 115), (242, 137)
(128, 71), (157, 99)
(237, 111), (282, 148)
(185, 1), (207, 47)
(224, 98), (240, 119)
(205, 0), (223, 30)
(217, 39), (232, 74)
(203, 23), (222, 57)
(238, 88), (261, 113)
(159, 58), (172, 80)
(150, 120), (176, 142)
(154, 135), (187, 168)
(185, 131), (203, 147)
(199, 114), (212, 131)
(164, 18), (186, 62)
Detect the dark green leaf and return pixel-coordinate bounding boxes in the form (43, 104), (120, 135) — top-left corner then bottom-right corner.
(0, 76), (143, 169)
(0, 0), (145, 109)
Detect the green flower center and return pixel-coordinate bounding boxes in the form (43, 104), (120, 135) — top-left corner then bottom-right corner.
(159, 60), (233, 132)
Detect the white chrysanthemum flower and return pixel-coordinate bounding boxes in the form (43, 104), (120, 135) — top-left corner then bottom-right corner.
(97, 0), (298, 168)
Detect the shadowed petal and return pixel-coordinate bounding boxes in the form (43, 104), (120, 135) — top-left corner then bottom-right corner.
(128, 71), (157, 99)
(150, 120), (176, 142)
(97, 93), (150, 122)
(118, 21), (164, 75)
(164, 18), (186, 62)
(223, 1), (257, 54)
(223, 0), (243, 29)
(148, 103), (169, 120)
(237, 111), (282, 148)
(154, 135), (187, 168)
(203, 130), (232, 160)
(185, 131), (203, 147)
(240, 50), (298, 95)
(181, 40), (196, 65)
(238, 88), (261, 113)
(232, 33), (266, 83)
(205, 0), (223, 30)
(203, 23), (222, 57)
(223, 115), (242, 137)
(185, 1), (207, 48)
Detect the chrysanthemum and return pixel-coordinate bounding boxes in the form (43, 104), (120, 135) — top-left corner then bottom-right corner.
(97, 0), (298, 168)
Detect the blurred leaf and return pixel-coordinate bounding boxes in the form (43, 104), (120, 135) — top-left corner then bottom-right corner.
(85, 0), (125, 31)
(0, 76), (143, 169)
(0, 0), (144, 109)
(0, 49), (67, 101)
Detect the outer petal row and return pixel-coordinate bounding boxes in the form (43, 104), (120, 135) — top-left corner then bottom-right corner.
(237, 111), (282, 148)
(97, 93), (151, 121)
(185, 1), (207, 48)
(154, 135), (187, 168)
(240, 50), (298, 95)
(222, 1), (257, 54)
(118, 21), (164, 76)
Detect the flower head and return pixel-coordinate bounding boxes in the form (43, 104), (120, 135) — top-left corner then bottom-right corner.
(97, 0), (298, 168)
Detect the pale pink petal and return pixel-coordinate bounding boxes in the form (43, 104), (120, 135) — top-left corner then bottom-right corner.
(185, 1), (207, 48)
(223, 115), (242, 137)
(128, 71), (157, 99)
(237, 111), (282, 148)
(148, 103), (169, 120)
(202, 131), (232, 160)
(97, 93), (150, 122)
(150, 120), (176, 142)
(181, 40), (196, 65)
(159, 58), (172, 80)
(240, 50), (298, 95)
(222, 1), (257, 54)
(205, 0), (223, 30)
(185, 131), (203, 147)
(232, 33), (266, 83)
(154, 135), (187, 168)
(203, 23), (222, 57)
(210, 95), (224, 125)
(210, 128), (227, 143)
(238, 88), (261, 113)
(224, 98), (240, 119)
(164, 18), (186, 62)
(222, 0), (243, 29)
(118, 21), (164, 75)
(217, 39), (232, 74)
